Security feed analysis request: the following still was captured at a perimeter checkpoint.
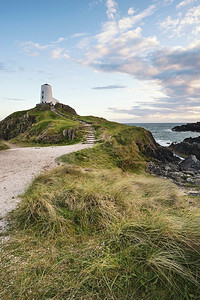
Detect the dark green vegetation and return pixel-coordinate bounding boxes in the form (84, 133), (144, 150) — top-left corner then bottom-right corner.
(0, 103), (84, 146)
(0, 108), (200, 299)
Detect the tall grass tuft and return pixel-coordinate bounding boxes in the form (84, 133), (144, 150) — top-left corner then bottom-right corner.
(1, 166), (199, 299)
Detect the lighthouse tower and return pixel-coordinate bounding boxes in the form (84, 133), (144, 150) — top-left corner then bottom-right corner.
(40, 84), (59, 105)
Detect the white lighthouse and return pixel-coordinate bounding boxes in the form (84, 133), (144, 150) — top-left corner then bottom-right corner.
(40, 84), (59, 105)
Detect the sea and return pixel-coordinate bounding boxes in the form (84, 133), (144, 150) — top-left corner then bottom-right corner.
(127, 123), (200, 147)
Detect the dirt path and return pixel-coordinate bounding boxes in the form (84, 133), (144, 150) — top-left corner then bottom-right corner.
(0, 143), (93, 234)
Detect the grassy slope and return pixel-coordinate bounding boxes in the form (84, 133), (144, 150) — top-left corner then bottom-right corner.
(0, 139), (9, 151)
(59, 117), (163, 172)
(9, 106), (84, 146)
(0, 116), (200, 299)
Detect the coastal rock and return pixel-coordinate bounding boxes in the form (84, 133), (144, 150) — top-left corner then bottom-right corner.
(184, 136), (200, 143)
(179, 155), (200, 171)
(172, 122), (200, 132)
(169, 138), (200, 160)
(148, 159), (200, 187)
(135, 130), (177, 163)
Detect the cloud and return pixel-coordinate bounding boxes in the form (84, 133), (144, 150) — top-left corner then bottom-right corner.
(118, 5), (156, 31)
(51, 37), (65, 43)
(160, 4), (200, 37)
(89, 0), (103, 9)
(92, 84), (127, 90)
(71, 32), (87, 39)
(1, 97), (25, 101)
(128, 7), (134, 16)
(51, 48), (70, 59)
(18, 1), (200, 121)
(19, 41), (49, 56)
(19, 38), (70, 59)
(176, 0), (197, 9)
(0, 61), (21, 73)
(77, 1), (200, 120)
(106, 0), (118, 20)
(108, 96), (200, 120)
(77, 37), (90, 49)
(164, 0), (175, 3)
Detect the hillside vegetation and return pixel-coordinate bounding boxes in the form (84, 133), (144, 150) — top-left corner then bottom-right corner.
(0, 139), (9, 151)
(0, 104), (84, 146)
(0, 107), (200, 299)
(1, 165), (200, 299)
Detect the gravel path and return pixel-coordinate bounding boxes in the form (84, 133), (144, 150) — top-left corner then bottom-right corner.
(0, 143), (93, 233)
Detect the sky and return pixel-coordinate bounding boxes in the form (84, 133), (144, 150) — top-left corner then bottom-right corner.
(0, 0), (200, 123)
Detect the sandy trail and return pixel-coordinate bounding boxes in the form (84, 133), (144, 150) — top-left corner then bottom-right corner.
(0, 143), (92, 232)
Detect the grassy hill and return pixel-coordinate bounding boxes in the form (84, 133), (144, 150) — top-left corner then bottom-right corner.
(0, 103), (84, 146)
(0, 106), (200, 299)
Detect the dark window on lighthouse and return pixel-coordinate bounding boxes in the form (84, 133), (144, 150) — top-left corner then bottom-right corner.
(42, 96), (44, 99)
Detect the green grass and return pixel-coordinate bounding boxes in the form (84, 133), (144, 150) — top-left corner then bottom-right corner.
(1, 111), (200, 299)
(0, 139), (9, 150)
(9, 105), (84, 146)
(1, 166), (200, 299)
(59, 122), (159, 172)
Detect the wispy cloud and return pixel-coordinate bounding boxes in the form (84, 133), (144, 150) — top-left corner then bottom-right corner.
(106, 0), (118, 20)
(1, 97), (26, 101)
(160, 4), (200, 37)
(164, 0), (175, 3)
(19, 37), (67, 57)
(51, 37), (65, 43)
(93, 84), (127, 90)
(176, 0), (197, 9)
(51, 48), (70, 60)
(71, 32), (87, 39)
(19, 41), (49, 56)
(89, 0), (103, 10)
(0, 61), (20, 73)
(118, 5), (156, 30)
(128, 7), (134, 16)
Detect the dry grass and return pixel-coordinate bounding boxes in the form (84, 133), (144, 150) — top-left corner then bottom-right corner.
(0, 139), (9, 151)
(1, 166), (200, 299)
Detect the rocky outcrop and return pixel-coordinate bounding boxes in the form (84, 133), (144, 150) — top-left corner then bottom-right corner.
(55, 103), (78, 115)
(148, 155), (200, 187)
(0, 112), (36, 140)
(63, 128), (77, 140)
(135, 130), (177, 163)
(179, 155), (200, 171)
(169, 136), (200, 160)
(172, 122), (200, 132)
(36, 127), (78, 144)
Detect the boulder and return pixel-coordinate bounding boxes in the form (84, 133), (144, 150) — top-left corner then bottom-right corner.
(169, 139), (200, 160)
(179, 155), (200, 171)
